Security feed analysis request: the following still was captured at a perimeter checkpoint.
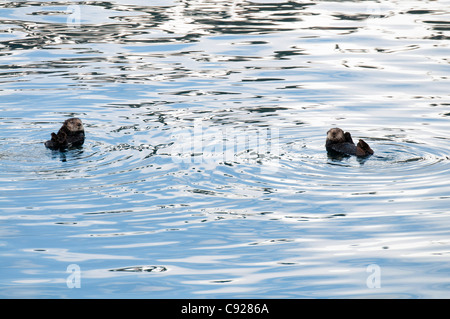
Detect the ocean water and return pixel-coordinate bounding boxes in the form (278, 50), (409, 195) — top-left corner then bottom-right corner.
(1, 0), (450, 298)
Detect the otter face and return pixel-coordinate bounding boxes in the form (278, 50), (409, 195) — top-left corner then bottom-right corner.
(64, 118), (84, 132)
(327, 128), (345, 143)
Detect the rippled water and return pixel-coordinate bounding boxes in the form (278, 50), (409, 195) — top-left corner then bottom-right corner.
(1, 0), (450, 298)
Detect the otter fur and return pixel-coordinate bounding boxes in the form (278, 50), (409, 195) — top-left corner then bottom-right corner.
(45, 118), (85, 150)
(326, 128), (373, 157)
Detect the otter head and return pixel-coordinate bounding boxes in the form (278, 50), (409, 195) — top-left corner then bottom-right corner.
(326, 128), (346, 144)
(64, 118), (84, 133)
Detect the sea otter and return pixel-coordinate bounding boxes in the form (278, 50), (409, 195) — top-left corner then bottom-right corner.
(45, 118), (85, 150)
(326, 128), (373, 157)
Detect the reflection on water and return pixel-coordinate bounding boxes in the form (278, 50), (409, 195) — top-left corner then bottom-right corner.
(0, 0), (450, 298)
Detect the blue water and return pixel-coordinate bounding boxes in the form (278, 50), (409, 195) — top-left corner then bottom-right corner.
(1, 0), (450, 298)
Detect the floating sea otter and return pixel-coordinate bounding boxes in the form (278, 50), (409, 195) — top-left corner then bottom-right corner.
(326, 128), (373, 157)
(45, 118), (85, 150)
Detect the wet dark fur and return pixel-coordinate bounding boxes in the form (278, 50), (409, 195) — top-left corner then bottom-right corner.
(45, 118), (85, 151)
(326, 128), (373, 157)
